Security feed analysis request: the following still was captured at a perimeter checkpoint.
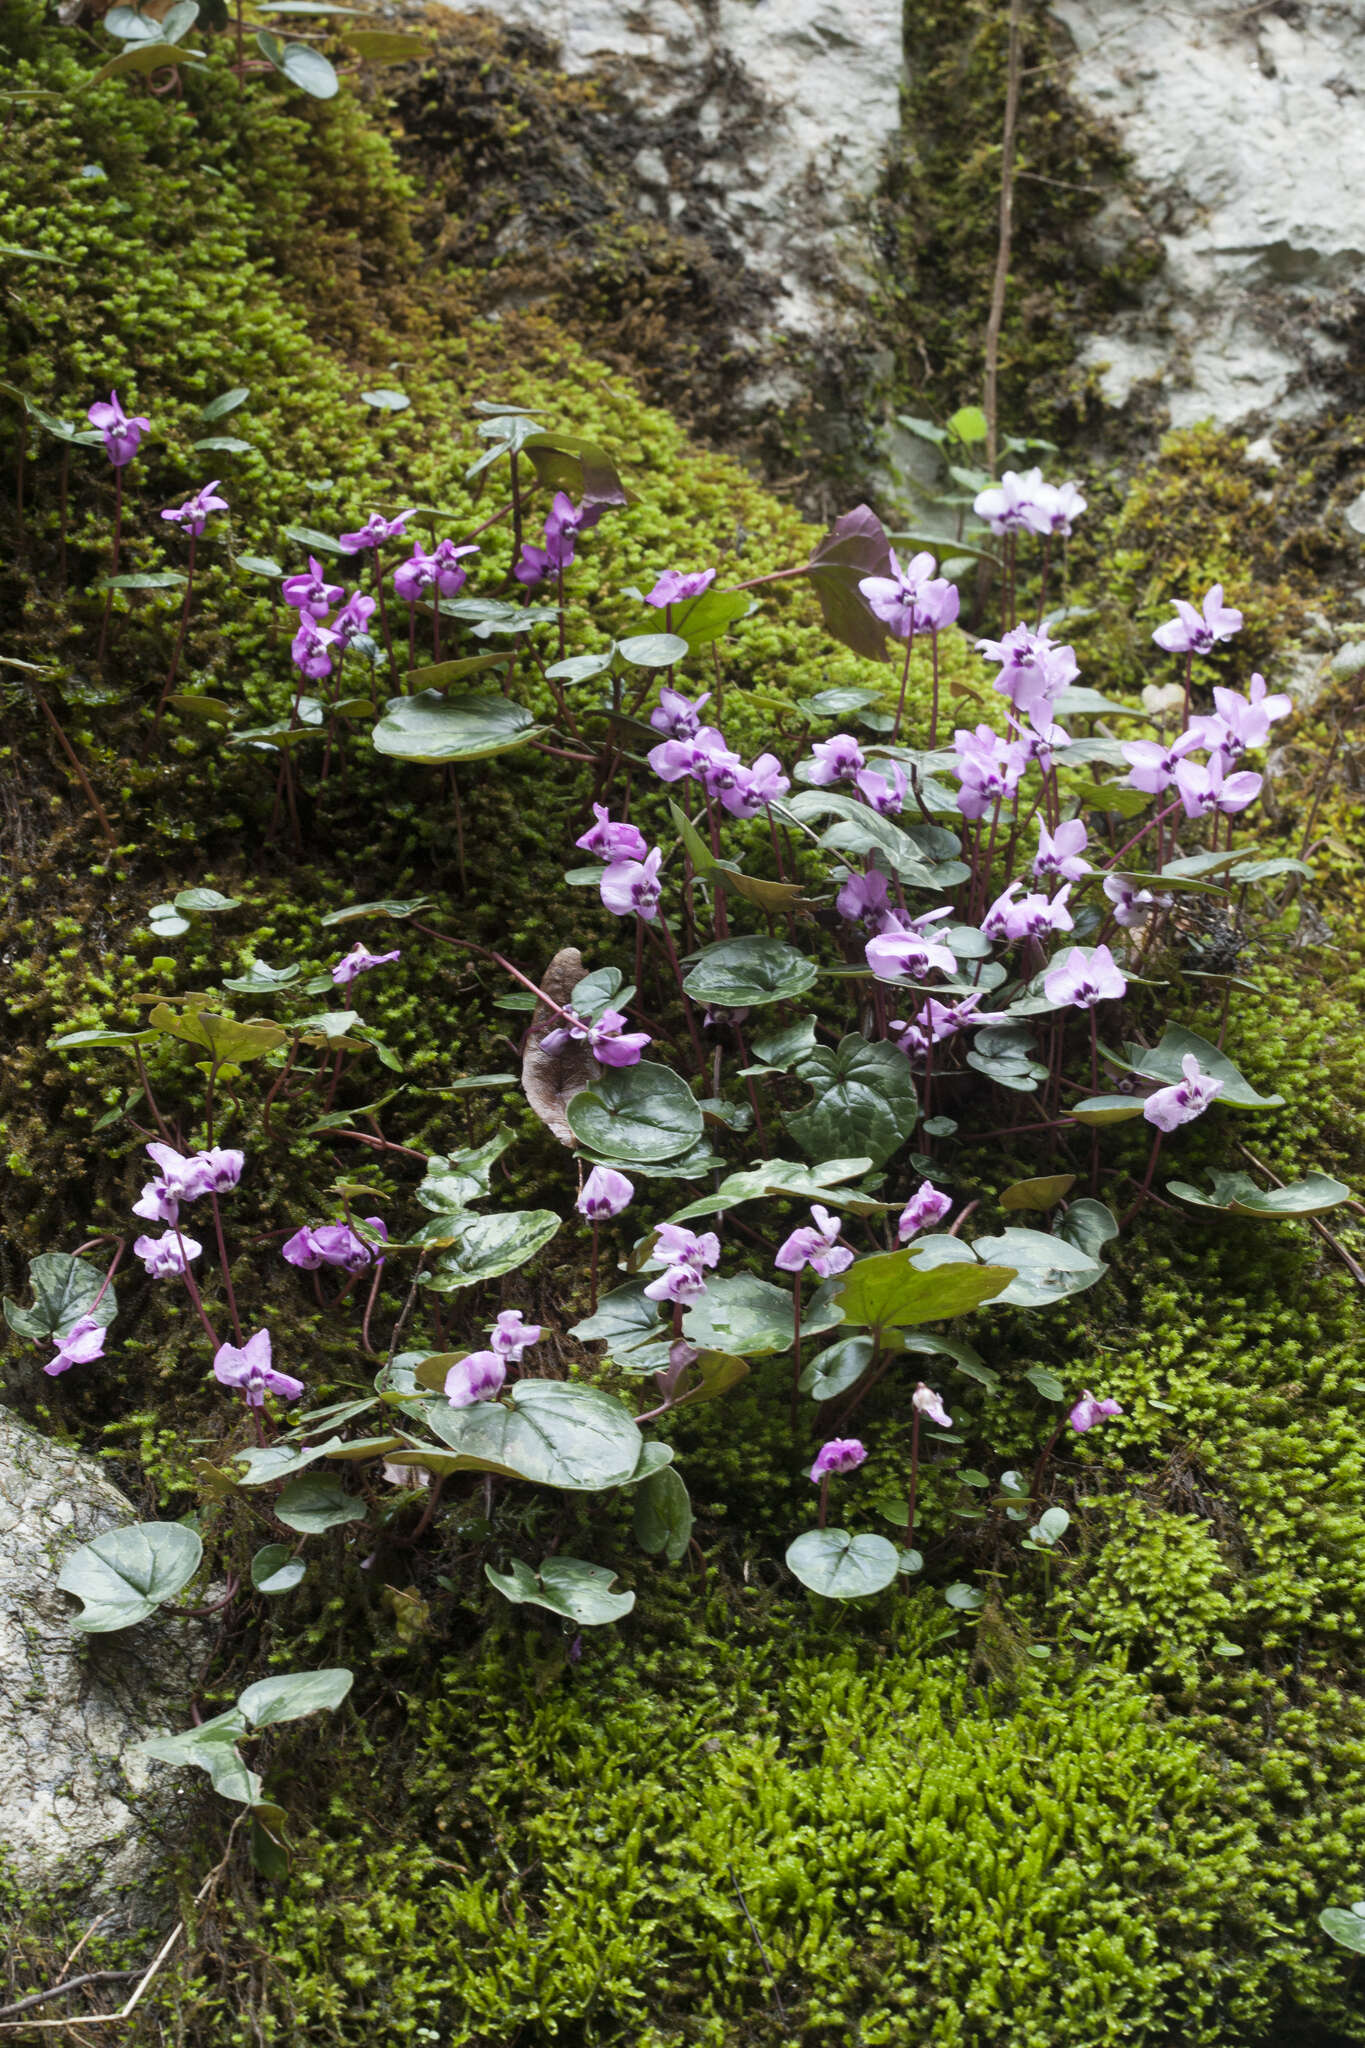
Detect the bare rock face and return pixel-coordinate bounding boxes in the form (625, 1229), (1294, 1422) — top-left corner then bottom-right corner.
(1056, 0), (1365, 430)
(456, 0), (907, 415)
(0, 1408), (200, 1911)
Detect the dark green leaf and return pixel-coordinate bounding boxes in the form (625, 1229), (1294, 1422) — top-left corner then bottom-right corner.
(420, 1209), (560, 1289)
(1166, 1170), (1351, 1219)
(371, 690), (537, 764)
(632, 1464), (692, 1563)
(565, 1061), (702, 1163)
(681, 1274), (843, 1358)
(486, 1555), (634, 1624)
(617, 632), (687, 669)
(970, 1228), (1107, 1308)
(282, 524), (344, 555)
(4, 1252), (117, 1344)
(275, 1473), (366, 1533)
(786, 1528), (899, 1599)
(409, 1379), (643, 1491)
(250, 1544), (304, 1596)
(803, 505), (892, 663)
(57, 1521), (202, 1632)
(682, 935), (817, 1009)
(787, 1034), (918, 1170)
(1119, 1023), (1283, 1110)
(669, 587), (751, 650)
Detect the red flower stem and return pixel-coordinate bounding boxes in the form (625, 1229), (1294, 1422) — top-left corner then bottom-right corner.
(371, 546), (396, 679)
(173, 1232), (220, 1350)
(33, 692), (116, 849)
(590, 1220), (599, 1315)
(905, 1410), (921, 1560)
(789, 1282), (803, 1430)
(1119, 1128), (1163, 1230)
(97, 468), (123, 669)
(1032, 1419), (1064, 1501)
(928, 631), (941, 749)
(208, 1191), (243, 1346)
(892, 628), (916, 743)
(655, 914), (707, 1077)
(817, 1471), (829, 1531)
(1101, 795), (1183, 875)
(146, 530), (195, 754)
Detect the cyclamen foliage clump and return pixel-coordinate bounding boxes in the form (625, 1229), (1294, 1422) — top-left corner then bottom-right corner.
(18, 389), (1352, 1853)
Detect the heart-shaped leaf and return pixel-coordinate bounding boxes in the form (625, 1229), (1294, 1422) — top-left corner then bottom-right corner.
(250, 1544), (305, 1596)
(371, 690), (537, 764)
(787, 1034), (918, 1169)
(408, 1380), (644, 1492)
(149, 1005), (285, 1065)
(419, 1209), (560, 1289)
(485, 1556), (635, 1624)
(57, 1521), (202, 1632)
(682, 936), (818, 1009)
(669, 587), (751, 650)
(1320, 1905), (1365, 1955)
(632, 1464), (692, 1563)
(566, 1061), (702, 1163)
(834, 1247), (1015, 1329)
(785, 1528), (899, 1599)
(275, 1473), (366, 1533)
(139, 1709), (259, 1805)
(4, 1252), (117, 1344)
(569, 1282), (670, 1373)
(1054, 1199), (1119, 1261)
(239, 1668), (353, 1727)
(682, 1274), (843, 1358)
(1000, 1174), (1075, 1213)
(1166, 1170), (1351, 1218)
(1117, 1024), (1283, 1110)
(969, 1228), (1106, 1308)
(665, 1156), (880, 1225)
(800, 1335), (875, 1402)
(803, 505), (892, 663)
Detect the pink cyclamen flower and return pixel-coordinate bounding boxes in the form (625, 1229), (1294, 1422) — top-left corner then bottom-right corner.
(1122, 731), (1201, 796)
(490, 1309), (541, 1361)
(87, 390), (150, 468)
(577, 803), (649, 862)
(578, 1166), (635, 1220)
(1173, 754), (1263, 820)
(282, 1218), (386, 1272)
(810, 1438), (867, 1483)
(161, 480), (227, 538)
(774, 1203), (853, 1280)
(973, 468), (1041, 535)
(804, 733), (866, 786)
(339, 511), (412, 553)
(282, 555), (345, 618)
(912, 1382), (952, 1428)
(976, 623), (1078, 721)
(431, 538), (479, 594)
(649, 686), (711, 740)
(891, 993), (1005, 1058)
(134, 1230), (202, 1278)
(46, 1316), (106, 1378)
(643, 1223), (720, 1304)
(291, 618), (338, 681)
(865, 924), (957, 984)
(394, 540), (479, 604)
(213, 1329), (304, 1409)
(951, 724), (1028, 820)
(514, 491), (591, 584)
(721, 752), (791, 818)
(133, 1177), (180, 1226)
(858, 547), (956, 640)
(1208, 672), (1292, 757)
(332, 943), (400, 987)
(854, 763), (908, 816)
(1069, 1390), (1123, 1433)
(445, 1350), (506, 1408)
(1043, 945), (1127, 1010)
(982, 881), (1073, 947)
(194, 1147), (245, 1195)
(1152, 584), (1243, 656)
(1103, 874), (1169, 929)
(898, 1180), (952, 1241)
(837, 867), (894, 931)
(600, 846), (663, 922)
(647, 568), (716, 607)
(1142, 1052), (1223, 1131)
(1034, 817), (1090, 884)
(332, 590), (377, 646)
(143, 1141), (239, 1203)
(586, 1009), (651, 1067)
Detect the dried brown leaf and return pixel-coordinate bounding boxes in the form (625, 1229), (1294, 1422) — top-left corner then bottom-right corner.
(520, 947), (592, 1147)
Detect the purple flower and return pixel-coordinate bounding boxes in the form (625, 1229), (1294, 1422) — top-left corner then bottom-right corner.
(291, 617), (339, 681)
(1069, 1390), (1123, 1434)
(134, 1230), (202, 1278)
(973, 468), (1041, 535)
(891, 992), (1005, 1057)
(1022, 478), (1086, 537)
(213, 1328), (304, 1409)
(1143, 1052), (1223, 1131)
(951, 724), (1028, 820)
(514, 492), (593, 585)
(143, 1141), (238, 1204)
(1103, 875), (1169, 929)
(696, 739), (748, 802)
(976, 623), (1078, 720)
(1153, 584), (1243, 656)
(854, 763), (908, 816)
(1173, 754), (1263, 820)
(339, 511), (412, 553)
(1034, 818), (1090, 883)
(445, 1350), (506, 1408)
(432, 538), (479, 594)
(649, 686), (711, 740)
(1043, 945), (1127, 1010)
(576, 803), (649, 863)
(133, 1177), (180, 1226)
(282, 555), (345, 618)
(865, 918), (957, 983)
(643, 1261), (711, 1305)
(981, 881), (1073, 946)
(87, 390), (150, 468)
(810, 1438), (867, 1482)
(647, 568), (716, 607)
(578, 1166), (635, 1220)
(836, 867), (894, 931)
(46, 1316), (106, 1378)
(643, 1223), (720, 1303)
(282, 1218), (386, 1271)
(774, 1204), (854, 1279)
(898, 1181), (952, 1241)
(912, 1382), (952, 1428)
(332, 590), (377, 646)
(600, 846), (663, 922)
(804, 734), (866, 786)
(394, 543), (438, 604)
(194, 1147), (245, 1195)
(161, 480), (227, 538)
(490, 1309), (541, 1362)
(720, 752), (791, 819)
(1208, 672), (1292, 756)
(588, 1009), (652, 1067)
(1122, 731), (1200, 796)
(858, 548), (959, 639)
(332, 943), (401, 986)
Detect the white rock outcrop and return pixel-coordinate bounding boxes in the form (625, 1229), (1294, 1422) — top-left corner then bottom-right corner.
(460, 0), (907, 406)
(1055, 0), (1365, 428)
(0, 1408), (199, 1908)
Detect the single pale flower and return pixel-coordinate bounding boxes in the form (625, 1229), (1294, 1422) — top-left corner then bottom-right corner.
(1103, 874), (1169, 929)
(1022, 478), (1086, 537)
(1069, 1390), (1123, 1433)
(282, 555), (345, 618)
(332, 943), (400, 986)
(836, 867), (894, 931)
(1142, 1052), (1223, 1131)
(649, 686), (711, 740)
(1152, 584), (1243, 656)
(804, 733), (866, 786)
(646, 567), (716, 606)
(1207, 672), (1292, 756)
(951, 723), (1029, 819)
(1122, 731), (1201, 796)
(445, 1350), (506, 1408)
(133, 1177), (180, 1225)
(213, 1328), (304, 1409)
(774, 1203), (853, 1279)
(810, 1438), (867, 1482)
(854, 763), (908, 816)
(912, 1382), (952, 1428)
(490, 1309), (541, 1362)
(898, 1181), (952, 1241)
(134, 1230), (202, 1278)
(46, 1316), (106, 1378)
(720, 752), (791, 818)
(339, 510), (412, 553)
(576, 803), (649, 862)
(600, 846), (663, 922)
(1043, 945), (1127, 1011)
(194, 1148), (245, 1195)
(578, 1166), (635, 1220)
(982, 880), (1073, 947)
(88, 389), (150, 467)
(291, 617), (339, 681)
(973, 468), (1041, 535)
(332, 590), (377, 645)
(643, 1260), (710, 1305)
(1034, 817), (1090, 883)
(976, 622), (1079, 719)
(865, 924), (957, 983)
(161, 480), (227, 538)
(643, 1223), (719, 1301)
(858, 548), (958, 640)
(1173, 754), (1263, 820)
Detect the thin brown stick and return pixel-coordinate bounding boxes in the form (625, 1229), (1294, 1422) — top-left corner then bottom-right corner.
(983, 0), (1025, 476)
